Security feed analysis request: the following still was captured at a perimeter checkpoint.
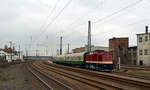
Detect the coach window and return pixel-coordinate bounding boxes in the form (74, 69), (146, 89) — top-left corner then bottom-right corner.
(144, 49), (148, 55)
(145, 36), (148, 42)
(139, 50), (142, 55)
(139, 37), (142, 42)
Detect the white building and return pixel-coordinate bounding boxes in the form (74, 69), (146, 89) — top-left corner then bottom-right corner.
(6, 52), (24, 62)
(137, 26), (150, 66)
(0, 50), (6, 56)
(0, 48), (24, 62)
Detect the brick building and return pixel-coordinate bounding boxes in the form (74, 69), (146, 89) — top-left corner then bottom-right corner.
(109, 37), (129, 65)
(128, 46), (137, 65)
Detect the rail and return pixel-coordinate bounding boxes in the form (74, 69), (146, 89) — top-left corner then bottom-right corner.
(27, 62), (73, 90)
(26, 64), (53, 90)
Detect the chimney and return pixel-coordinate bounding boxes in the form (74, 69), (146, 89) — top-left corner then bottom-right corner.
(146, 26), (148, 34)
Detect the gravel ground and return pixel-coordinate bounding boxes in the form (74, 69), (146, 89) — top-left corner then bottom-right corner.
(0, 63), (37, 90)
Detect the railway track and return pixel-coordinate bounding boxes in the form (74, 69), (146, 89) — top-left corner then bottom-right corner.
(32, 61), (150, 90)
(121, 65), (150, 71)
(41, 61), (150, 90)
(25, 62), (73, 90)
(113, 72), (150, 80)
(33, 62), (121, 90)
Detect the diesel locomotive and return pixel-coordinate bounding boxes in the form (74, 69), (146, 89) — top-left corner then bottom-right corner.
(53, 50), (114, 71)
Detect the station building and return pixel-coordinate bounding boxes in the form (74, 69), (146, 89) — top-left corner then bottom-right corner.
(137, 26), (150, 66)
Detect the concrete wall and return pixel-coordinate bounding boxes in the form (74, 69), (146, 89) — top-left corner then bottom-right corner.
(137, 33), (150, 66)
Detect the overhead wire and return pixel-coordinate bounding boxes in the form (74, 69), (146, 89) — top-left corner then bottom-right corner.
(66, 0), (103, 27)
(32, 0), (145, 54)
(93, 0), (143, 24)
(63, 0), (143, 39)
(30, 0), (73, 55)
(29, 0), (60, 55)
(61, 0), (105, 36)
(33, 0), (73, 44)
(70, 0), (145, 47)
(38, 0), (60, 34)
(92, 18), (150, 36)
(92, 19), (150, 45)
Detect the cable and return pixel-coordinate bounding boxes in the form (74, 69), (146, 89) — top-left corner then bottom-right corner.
(39, 0), (60, 33)
(93, 18), (150, 35)
(93, 0), (143, 24)
(61, 0), (105, 36)
(62, 0), (143, 38)
(34, 0), (73, 43)
(29, 0), (60, 50)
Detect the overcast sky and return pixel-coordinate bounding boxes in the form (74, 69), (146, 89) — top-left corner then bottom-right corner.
(0, 0), (150, 56)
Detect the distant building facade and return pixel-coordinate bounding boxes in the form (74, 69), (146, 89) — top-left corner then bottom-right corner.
(109, 37), (129, 65)
(72, 46), (109, 53)
(128, 46), (137, 65)
(0, 50), (6, 56)
(72, 47), (85, 53)
(0, 50), (6, 60)
(0, 48), (24, 62)
(85, 46), (109, 52)
(137, 26), (150, 66)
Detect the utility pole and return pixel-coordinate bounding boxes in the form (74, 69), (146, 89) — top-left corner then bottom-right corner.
(19, 45), (20, 59)
(36, 50), (38, 56)
(67, 43), (69, 54)
(9, 41), (12, 61)
(26, 48), (28, 57)
(60, 36), (62, 55)
(118, 46), (121, 71)
(57, 49), (59, 56)
(9, 41), (12, 49)
(13, 43), (15, 50)
(87, 21), (91, 52)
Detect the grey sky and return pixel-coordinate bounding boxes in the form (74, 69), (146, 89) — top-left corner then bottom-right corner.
(0, 0), (150, 56)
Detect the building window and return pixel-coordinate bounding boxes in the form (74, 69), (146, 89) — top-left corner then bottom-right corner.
(139, 50), (142, 55)
(144, 49), (148, 55)
(139, 37), (142, 42)
(133, 49), (136, 51)
(128, 53), (131, 57)
(133, 53), (136, 57)
(145, 36), (148, 42)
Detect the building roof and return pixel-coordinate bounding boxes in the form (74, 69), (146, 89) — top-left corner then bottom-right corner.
(4, 48), (16, 53)
(136, 33), (150, 35)
(109, 37), (128, 40)
(128, 46), (137, 49)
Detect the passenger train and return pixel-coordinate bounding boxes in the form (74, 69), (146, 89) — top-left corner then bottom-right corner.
(53, 50), (114, 71)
